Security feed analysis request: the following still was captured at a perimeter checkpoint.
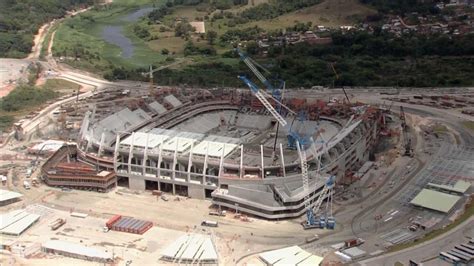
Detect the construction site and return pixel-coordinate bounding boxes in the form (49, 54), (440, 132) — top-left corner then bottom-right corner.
(1, 50), (473, 266)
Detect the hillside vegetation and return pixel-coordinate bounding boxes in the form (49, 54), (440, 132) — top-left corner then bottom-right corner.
(0, 0), (94, 58)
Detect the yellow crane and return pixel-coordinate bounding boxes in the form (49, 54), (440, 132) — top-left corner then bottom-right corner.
(142, 59), (186, 95)
(329, 62), (351, 104)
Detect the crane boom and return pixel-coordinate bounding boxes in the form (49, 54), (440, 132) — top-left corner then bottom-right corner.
(236, 48), (278, 94)
(238, 75), (288, 127)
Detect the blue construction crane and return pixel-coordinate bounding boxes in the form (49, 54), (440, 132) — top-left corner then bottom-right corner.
(236, 48), (310, 149)
(238, 73), (335, 230)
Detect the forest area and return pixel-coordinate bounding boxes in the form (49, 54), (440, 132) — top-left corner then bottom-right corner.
(0, 0), (93, 58)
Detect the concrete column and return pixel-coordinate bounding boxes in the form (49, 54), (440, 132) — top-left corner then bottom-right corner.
(218, 144), (225, 178)
(260, 145), (265, 178)
(187, 142), (194, 182)
(85, 128), (93, 153)
(279, 143), (286, 178)
(202, 142), (210, 184)
(98, 132), (105, 157)
(157, 139), (163, 178)
(127, 132), (135, 174)
(172, 138), (179, 180)
(142, 133), (149, 175)
(78, 111), (90, 141)
(113, 134), (120, 173)
(239, 145), (244, 179)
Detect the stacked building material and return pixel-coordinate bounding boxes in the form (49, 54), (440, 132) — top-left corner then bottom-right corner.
(106, 215), (152, 235)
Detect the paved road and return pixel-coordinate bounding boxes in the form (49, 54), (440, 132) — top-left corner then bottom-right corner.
(358, 216), (474, 265)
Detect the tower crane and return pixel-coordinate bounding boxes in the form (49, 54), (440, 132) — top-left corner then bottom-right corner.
(330, 62), (351, 104)
(238, 75), (336, 230)
(236, 48), (310, 149)
(141, 59), (185, 95)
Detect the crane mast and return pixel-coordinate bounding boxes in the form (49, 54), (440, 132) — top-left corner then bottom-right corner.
(238, 73), (335, 230)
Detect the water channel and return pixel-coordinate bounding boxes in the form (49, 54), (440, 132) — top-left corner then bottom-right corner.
(100, 7), (154, 59)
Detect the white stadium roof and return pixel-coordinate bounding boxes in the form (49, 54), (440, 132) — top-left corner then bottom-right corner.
(121, 132), (170, 148)
(192, 141), (238, 158)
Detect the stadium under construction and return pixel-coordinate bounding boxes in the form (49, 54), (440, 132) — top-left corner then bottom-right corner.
(41, 84), (388, 220)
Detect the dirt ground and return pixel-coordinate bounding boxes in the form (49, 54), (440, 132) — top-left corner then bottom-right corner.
(1, 182), (320, 265)
(0, 59), (31, 97)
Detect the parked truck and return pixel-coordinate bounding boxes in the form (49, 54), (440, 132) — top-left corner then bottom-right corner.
(342, 238), (365, 249)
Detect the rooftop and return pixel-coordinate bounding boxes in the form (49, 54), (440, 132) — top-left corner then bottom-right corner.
(410, 188), (461, 213)
(0, 189), (22, 203)
(42, 240), (113, 260)
(259, 245), (323, 266)
(0, 210), (40, 236)
(427, 180), (471, 194)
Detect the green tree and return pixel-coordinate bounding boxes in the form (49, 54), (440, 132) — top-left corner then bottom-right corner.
(206, 30), (218, 45)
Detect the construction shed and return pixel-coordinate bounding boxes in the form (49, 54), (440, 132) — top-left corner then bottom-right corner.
(0, 189), (22, 206)
(42, 240), (113, 263)
(0, 210), (40, 236)
(426, 180), (471, 195)
(410, 189), (461, 213)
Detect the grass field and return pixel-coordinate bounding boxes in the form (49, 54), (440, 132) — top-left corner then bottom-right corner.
(166, 0), (376, 35)
(53, 0), (169, 71)
(242, 0), (376, 30)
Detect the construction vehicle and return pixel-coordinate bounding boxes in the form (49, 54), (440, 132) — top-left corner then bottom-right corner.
(201, 220), (218, 227)
(341, 238), (365, 250)
(50, 218), (66, 231)
(238, 72), (336, 230)
(209, 210), (227, 217)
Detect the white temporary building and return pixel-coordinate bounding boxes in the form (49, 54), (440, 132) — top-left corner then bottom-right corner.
(0, 189), (22, 206)
(0, 210), (40, 236)
(42, 240), (112, 262)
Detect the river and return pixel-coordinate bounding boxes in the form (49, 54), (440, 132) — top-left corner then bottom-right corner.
(101, 7), (154, 59)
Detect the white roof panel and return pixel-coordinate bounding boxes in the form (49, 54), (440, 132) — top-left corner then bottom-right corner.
(0, 213), (39, 235)
(162, 137), (196, 153)
(192, 141), (238, 157)
(0, 189), (22, 202)
(298, 255), (324, 265)
(121, 132), (170, 148)
(0, 210), (28, 229)
(200, 238), (218, 260)
(181, 235), (204, 260)
(274, 249), (311, 265)
(161, 234), (217, 263)
(164, 95), (183, 108)
(149, 101), (167, 114)
(259, 246), (301, 265)
(161, 235), (186, 258)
